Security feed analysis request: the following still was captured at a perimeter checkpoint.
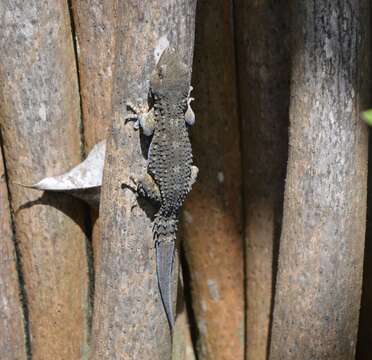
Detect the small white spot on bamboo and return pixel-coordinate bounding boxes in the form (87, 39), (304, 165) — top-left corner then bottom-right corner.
(207, 279), (220, 301)
(21, 21), (34, 38)
(198, 318), (207, 335)
(217, 171), (224, 183)
(201, 300), (208, 312)
(184, 210), (193, 224)
(38, 103), (47, 122)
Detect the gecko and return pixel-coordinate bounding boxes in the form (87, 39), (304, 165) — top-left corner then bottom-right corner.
(125, 48), (198, 331)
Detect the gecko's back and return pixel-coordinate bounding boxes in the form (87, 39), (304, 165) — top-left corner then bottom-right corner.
(148, 49), (193, 217)
(147, 49), (194, 329)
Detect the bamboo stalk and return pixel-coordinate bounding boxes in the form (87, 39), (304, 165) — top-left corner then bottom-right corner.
(269, 1), (370, 359)
(70, 0), (117, 289)
(0, 146), (27, 359)
(357, 136), (372, 359)
(90, 1), (197, 359)
(70, 0), (116, 152)
(181, 0), (244, 358)
(234, 1), (290, 358)
(0, 2), (89, 358)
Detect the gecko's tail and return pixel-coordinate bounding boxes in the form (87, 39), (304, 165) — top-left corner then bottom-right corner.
(153, 213), (178, 331)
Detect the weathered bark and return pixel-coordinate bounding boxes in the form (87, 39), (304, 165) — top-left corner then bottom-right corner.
(269, 1), (370, 359)
(181, 1), (244, 359)
(0, 2), (89, 359)
(172, 309), (196, 360)
(0, 147), (27, 359)
(234, 1), (289, 359)
(70, 0), (116, 152)
(355, 9), (372, 360)
(90, 1), (197, 359)
(70, 0), (117, 284)
(172, 274), (196, 360)
(357, 135), (372, 360)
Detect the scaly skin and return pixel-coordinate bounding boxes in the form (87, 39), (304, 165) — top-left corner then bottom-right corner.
(131, 49), (197, 330)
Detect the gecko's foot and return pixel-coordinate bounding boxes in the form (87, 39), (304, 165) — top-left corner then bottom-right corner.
(185, 86), (195, 126)
(120, 176), (139, 211)
(121, 175), (137, 193)
(125, 102), (155, 136)
(137, 173), (161, 204)
(124, 103), (141, 129)
(123, 174), (161, 205)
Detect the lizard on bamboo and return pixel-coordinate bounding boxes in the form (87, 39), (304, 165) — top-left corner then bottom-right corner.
(125, 48), (198, 331)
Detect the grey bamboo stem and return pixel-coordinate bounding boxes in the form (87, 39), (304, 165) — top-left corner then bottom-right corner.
(269, 1), (370, 359)
(90, 2), (196, 359)
(234, 1), (290, 359)
(0, 2), (90, 358)
(0, 147), (27, 359)
(181, 0), (244, 359)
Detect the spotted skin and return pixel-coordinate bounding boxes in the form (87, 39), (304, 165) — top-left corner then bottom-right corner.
(135, 49), (197, 331)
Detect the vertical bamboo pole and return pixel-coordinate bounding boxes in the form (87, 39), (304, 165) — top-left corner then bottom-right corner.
(70, 0), (116, 152)
(0, 147), (27, 359)
(0, 2), (89, 358)
(269, 1), (370, 359)
(357, 137), (372, 359)
(234, 1), (290, 359)
(90, 1), (197, 359)
(181, 0), (244, 359)
(70, 0), (117, 283)
(355, 9), (372, 359)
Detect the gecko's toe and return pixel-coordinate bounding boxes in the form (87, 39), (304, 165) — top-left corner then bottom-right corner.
(133, 118), (141, 130)
(121, 176), (138, 194)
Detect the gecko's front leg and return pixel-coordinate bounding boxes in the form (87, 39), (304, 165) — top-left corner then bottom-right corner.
(123, 173), (161, 211)
(125, 102), (156, 136)
(136, 173), (161, 204)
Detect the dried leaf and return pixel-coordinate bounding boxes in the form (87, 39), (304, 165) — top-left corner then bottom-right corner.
(17, 140), (106, 208)
(31, 140), (106, 190)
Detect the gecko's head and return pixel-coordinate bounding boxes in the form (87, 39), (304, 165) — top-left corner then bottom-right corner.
(150, 48), (190, 103)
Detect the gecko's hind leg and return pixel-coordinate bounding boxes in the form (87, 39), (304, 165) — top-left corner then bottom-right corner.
(185, 86), (195, 126)
(125, 102), (156, 136)
(137, 173), (161, 204)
